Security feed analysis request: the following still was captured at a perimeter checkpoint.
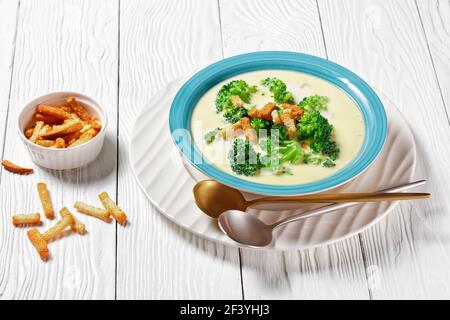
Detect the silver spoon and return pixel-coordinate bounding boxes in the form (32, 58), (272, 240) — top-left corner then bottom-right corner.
(218, 180), (427, 248)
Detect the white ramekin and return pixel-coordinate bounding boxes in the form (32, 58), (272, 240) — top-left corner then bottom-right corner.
(18, 92), (108, 170)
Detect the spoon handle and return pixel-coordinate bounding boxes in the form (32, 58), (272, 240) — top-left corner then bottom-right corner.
(247, 192), (429, 206)
(271, 180), (427, 229)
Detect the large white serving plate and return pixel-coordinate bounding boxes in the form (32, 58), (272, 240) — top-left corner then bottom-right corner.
(130, 76), (416, 250)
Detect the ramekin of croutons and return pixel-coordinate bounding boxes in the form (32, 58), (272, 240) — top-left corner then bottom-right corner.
(18, 92), (107, 170)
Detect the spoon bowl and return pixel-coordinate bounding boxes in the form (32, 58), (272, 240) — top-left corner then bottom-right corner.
(217, 180), (428, 247)
(193, 180), (430, 219)
(218, 210), (273, 247)
(193, 180), (247, 218)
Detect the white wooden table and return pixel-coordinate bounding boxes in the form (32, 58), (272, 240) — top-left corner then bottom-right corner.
(0, 0), (449, 300)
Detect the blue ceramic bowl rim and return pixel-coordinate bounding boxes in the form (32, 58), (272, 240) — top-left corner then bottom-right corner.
(169, 51), (387, 195)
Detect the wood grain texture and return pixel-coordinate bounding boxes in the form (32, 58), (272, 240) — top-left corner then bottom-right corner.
(220, 0), (370, 300)
(0, 0), (19, 168)
(0, 0), (118, 299)
(319, 0), (450, 299)
(0, 0), (448, 300)
(416, 0), (450, 119)
(220, 0), (326, 56)
(116, 0), (242, 299)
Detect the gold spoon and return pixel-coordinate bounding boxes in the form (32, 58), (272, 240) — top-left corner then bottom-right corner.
(193, 180), (430, 219)
(218, 180), (428, 247)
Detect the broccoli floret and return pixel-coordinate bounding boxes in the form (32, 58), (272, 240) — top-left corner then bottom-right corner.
(223, 107), (248, 123)
(259, 138), (292, 175)
(204, 128), (221, 144)
(297, 111), (340, 159)
(298, 95), (329, 112)
(250, 118), (271, 136)
(321, 158), (336, 168)
(258, 138), (275, 168)
(259, 129), (288, 167)
(258, 153), (276, 171)
(261, 78), (294, 104)
(228, 138), (261, 176)
(278, 140), (306, 164)
(321, 140), (339, 160)
(216, 80), (257, 112)
(303, 153), (336, 167)
(260, 137), (335, 173)
(259, 138), (273, 155)
(297, 111), (332, 142)
(269, 124), (288, 141)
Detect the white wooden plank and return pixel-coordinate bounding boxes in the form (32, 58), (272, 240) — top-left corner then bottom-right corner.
(116, 0), (242, 299)
(0, 0), (118, 299)
(416, 0), (450, 118)
(0, 0), (19, 165)
(220, 0), (370, 300)
(319, 0), (450, 299)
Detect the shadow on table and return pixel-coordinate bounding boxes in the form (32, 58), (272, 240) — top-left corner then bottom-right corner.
(158, 210), (355, 293)
(41, 134), (117, 184)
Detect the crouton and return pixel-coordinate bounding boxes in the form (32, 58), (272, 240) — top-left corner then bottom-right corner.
(280, 111), (297, 140)
(282, 103), (304, 120)
(221, 117), (257, 144)
(248, 103), (276, 121)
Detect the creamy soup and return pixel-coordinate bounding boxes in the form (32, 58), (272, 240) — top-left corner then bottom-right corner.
(191, 70), (365, 185)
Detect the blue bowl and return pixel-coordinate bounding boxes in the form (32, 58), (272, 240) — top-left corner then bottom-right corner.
(169, 51), (387, 195)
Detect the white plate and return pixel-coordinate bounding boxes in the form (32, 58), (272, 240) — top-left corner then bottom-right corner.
(130, 76), (416, 250)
